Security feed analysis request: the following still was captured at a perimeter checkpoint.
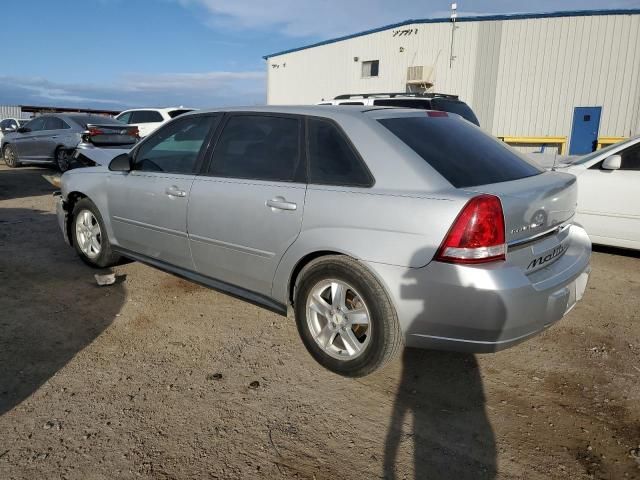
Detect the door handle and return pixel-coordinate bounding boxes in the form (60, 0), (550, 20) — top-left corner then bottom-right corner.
(165, 186), (187, 198)
(266, 197), (297, 211)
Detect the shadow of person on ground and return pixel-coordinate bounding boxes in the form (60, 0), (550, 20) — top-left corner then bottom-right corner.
(384, 248), (503, 479)
(0, 207), (125, 416)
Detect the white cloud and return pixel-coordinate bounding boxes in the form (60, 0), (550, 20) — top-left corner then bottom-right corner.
(178, 0), (640, 38)
(0, 70), (266, 110)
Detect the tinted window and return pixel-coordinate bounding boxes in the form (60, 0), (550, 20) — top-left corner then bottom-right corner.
(379, 116), (541, 188)
(208, 115), (301, 182)
(116, 112), (132, 124)
(44, 117), (69, 130)
(307, 118), (372, 186)
(168, 109), (194, 119)
(621, 143), (640, 170)
(373, 98), (431, 109)
(68, 114), (121, 128)
(25, 117), (46, 131)
(338, 102), (364, 106)
(0, 120), (7, 128)
(430, 98), (480, 126)
(131, 110), (164, 123)
(133, 115), (218, 174)
(362, 60), (379, 77)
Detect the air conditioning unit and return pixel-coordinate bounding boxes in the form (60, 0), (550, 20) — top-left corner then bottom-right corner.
(406, 65), (434, 87)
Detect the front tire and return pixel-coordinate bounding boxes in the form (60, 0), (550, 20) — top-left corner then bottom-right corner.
(294, 255), (403, 377)
(71, 198), (120, 268)
(3, 144), (20, 168)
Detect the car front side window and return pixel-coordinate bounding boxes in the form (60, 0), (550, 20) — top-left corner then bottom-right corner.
(132, 115), (219, 174)
(620, 143), (640, 171)
(25, 117), (46, 131)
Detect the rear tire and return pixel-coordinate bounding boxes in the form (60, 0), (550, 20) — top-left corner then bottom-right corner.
(55, 147), (72, 172)
(3, 144), (20, 168)
(71, 198), (121, 268)
(294, 255), (403, 377)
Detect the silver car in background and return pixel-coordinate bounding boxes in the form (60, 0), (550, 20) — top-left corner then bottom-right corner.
(56, 106), (591, 377)
(2, 113), (139, 171)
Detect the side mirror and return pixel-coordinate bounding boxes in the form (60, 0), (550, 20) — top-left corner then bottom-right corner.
(109, 153), (132, 172)
(602, 154), (622, 170)
(16, 127), (30, 133)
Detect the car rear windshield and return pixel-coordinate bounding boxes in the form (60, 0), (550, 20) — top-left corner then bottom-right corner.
(430, 98), (480, 126)
(69, 115), (124, 128)
(168, 109), (194, 118)
(379, 116), (542, 188)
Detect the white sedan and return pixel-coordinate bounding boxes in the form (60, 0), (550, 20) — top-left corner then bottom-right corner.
(558, 136), (640, 250)
(115, 107), (195, 137)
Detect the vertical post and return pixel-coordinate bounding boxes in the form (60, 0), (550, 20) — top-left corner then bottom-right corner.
(450, 2), (458, 68)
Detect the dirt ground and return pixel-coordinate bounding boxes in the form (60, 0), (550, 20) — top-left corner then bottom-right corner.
(0, 164), (639, 480)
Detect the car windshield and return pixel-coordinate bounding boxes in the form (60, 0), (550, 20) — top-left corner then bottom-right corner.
(379, 115), (541, 188)
(570, 136), (639, 165)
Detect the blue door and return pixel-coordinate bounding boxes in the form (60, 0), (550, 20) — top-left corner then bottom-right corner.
(569, 106), (601, 155)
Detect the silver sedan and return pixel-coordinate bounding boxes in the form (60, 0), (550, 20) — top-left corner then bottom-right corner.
(56, 106), (591, 376)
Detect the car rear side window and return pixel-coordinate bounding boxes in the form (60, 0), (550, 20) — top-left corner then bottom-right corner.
(133, 115), (219, 174)
(379, 116), (541, 188)
(131, 110), (164, 123)
(307, 118), (372, 187)
(208, 115), (301, 182)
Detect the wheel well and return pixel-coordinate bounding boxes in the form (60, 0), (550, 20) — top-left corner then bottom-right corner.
(288, 250), (343, 305)
(65, 192), (87, 242)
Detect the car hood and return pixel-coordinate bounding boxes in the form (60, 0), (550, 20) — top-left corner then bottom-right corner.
(75, 145), (131, 166)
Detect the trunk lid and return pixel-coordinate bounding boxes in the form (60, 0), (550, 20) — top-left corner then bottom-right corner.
(464, 171), (577, 273)
(83, 123), (139, 147)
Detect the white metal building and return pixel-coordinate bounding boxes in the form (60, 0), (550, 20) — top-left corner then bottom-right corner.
(264, 9), (640, 154)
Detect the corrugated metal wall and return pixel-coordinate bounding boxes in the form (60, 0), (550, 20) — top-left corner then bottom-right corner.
(266, 13), (640, 140)
(0, 105), (25, 120)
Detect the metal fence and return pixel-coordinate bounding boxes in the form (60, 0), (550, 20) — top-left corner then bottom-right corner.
(0, 105), (28, 120)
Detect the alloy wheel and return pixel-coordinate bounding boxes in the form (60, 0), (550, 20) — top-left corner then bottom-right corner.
(305, 279), (372, 360)
(75, 210), (102, 259)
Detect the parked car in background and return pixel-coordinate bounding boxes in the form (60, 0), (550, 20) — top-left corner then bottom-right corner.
(1, 114), (139, 171)
(0, 118), (29, 143)
(553, 135), (640, 250)
(115, 107), (196, 138)
(318, 92), (480, 126)
(55, 106), (590, 377)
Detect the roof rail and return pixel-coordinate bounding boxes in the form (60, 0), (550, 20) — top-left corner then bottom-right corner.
(334, 92), (459, 100)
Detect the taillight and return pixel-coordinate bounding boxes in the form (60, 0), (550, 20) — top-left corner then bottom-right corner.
(427, 110), (448, 118)
(87, 127), (104, 136)
(436, 194), (506, 264)
(128, 127), (140, 138)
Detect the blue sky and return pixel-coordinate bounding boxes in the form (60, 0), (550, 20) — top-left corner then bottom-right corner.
(1, 0), (638, 110)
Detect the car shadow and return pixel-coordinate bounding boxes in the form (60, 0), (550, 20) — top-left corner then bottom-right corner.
(592, 244), (640, 259)
(0, 166), (58, 201)
(0, 207), (124, 416)
(383, 249), (502, 479)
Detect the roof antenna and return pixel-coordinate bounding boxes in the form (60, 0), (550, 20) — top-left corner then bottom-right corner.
(449, 2), (458, 68)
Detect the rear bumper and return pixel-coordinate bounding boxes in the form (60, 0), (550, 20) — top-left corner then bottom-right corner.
(365, 224), (592, 353)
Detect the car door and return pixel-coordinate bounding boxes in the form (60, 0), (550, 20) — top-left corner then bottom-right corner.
(40, 117), (69, 160)
(106, 114), (221, 269)
(576, 141), (640, 244)
(13, 117), (46, 159)
(188, 113), (306, 296)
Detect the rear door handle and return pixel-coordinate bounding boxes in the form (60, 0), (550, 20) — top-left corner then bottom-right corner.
(165, 186), (186, 198)
(266, 197), (297, 211)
